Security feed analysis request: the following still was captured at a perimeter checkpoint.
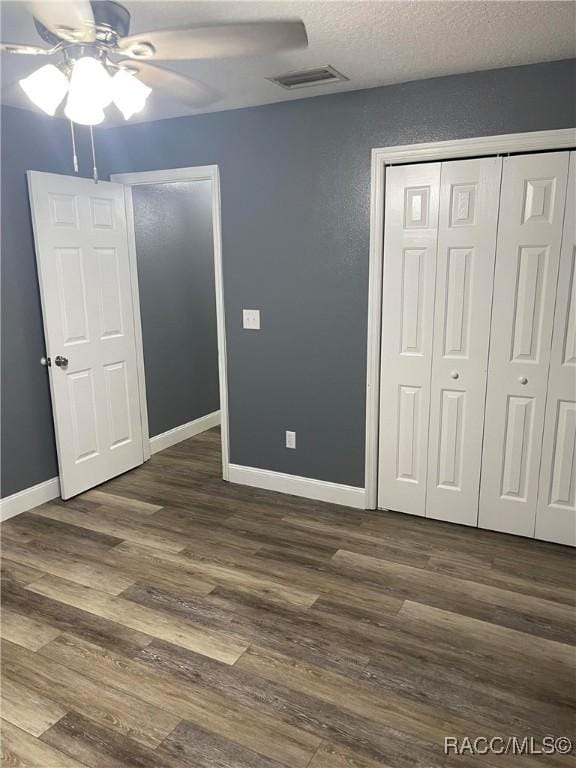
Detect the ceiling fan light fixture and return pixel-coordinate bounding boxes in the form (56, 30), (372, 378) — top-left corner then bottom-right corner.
(19, 63), (68, 115)
(64, 92), (105, 125)
(68, 56), (113, 109)
(111, 69), (152, 119)
(6, 2), (309, 123)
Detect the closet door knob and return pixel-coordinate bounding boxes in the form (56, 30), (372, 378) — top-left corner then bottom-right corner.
(519, 376), (528, 385)
(450, 371), (459, 380)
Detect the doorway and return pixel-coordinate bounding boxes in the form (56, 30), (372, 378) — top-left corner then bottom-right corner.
(112, 166), (229, 481)
(29, 165), (228, 499)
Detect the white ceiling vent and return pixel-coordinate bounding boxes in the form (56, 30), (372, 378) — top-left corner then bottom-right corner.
(267, 65), (348, 90)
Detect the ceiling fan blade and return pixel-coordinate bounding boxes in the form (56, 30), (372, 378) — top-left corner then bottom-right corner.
(25, 0), (95, 43)
(117, 19), (307, 61)
(1, 42), (52, 55)
(118, 61), (220, 109)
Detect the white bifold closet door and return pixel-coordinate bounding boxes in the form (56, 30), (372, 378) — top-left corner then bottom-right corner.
(479, 152), (570, 537)
(378, 163), (440, 517)
(535, 151), (576, 546)
(378, 158), (501, 524)
(426, 157), (502, 525)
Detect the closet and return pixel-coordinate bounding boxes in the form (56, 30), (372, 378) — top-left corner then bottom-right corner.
(377, 150), (575, 546)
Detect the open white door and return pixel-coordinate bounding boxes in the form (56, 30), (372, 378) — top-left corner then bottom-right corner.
(28, 172), (145, 499)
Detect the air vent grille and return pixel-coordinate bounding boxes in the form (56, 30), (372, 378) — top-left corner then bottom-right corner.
(267, 65), (348, 90)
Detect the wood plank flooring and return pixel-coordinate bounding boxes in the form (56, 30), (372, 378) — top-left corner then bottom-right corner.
(1, 427), (575, 767)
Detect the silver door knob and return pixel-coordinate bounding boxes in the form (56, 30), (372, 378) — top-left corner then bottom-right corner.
(54, 355), (69, 368)
(519, 376), (528, 385)
(40, 357), (51, 367)
(450, 371), (459, 380)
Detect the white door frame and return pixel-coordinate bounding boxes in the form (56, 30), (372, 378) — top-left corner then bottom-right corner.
(365, 128), (576, 509)
(111, 166), (230, 480)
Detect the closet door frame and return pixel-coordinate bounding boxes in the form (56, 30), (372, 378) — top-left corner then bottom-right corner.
(365, 128), (576, 510)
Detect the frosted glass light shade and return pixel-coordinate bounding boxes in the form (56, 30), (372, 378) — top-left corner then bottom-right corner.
(68, 57), (112, 109)
(63, 56), (112, 125)
(64, 94), (105, 126)
(19, 64), (68, 116)
(111, 69), (151, 120)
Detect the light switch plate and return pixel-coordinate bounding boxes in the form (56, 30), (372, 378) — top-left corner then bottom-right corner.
(243, 309), (260, 330)
(285, 430), (296, 449)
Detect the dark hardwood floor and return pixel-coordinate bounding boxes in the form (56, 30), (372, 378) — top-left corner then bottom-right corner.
(1, 427), (575, 767)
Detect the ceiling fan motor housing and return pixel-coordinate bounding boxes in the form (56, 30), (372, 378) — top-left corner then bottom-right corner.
(9, 5), (308, 118)
(34, 1), (131, 47)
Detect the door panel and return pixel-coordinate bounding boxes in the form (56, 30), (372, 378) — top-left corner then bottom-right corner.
(378, 164), (440, 516)
(426, 157), (502, 525)
(436, 388), (465, 489)
(442, 247), (473, 356)
(104, 361), (133, 448)
(511, 246), (549, 361)
(500, 395), (534, 500)
(396, 385), (422, 482)
(97, 248), (124, 338)
(536, 151), (576, 546)
(479, 153), (570, 537)
(29, 172), (144, 499)
(68, 369), (99, 462)
(56, 247), (90, 343)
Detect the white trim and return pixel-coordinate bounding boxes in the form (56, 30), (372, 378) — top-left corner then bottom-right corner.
(111, 165), (230, 481)
(229, 464), (366, 509)
(112, 167), (223, 185)
(121, 183), (151, 460)
(375, 128), (576, 165)
(149, 410), (221, 454)
(365, 129), (575, 510)
(1, 411), (221, 521)
(0, 478), (60, 522)
(364, 142), (386, 510)
(1, 443), (361, 521)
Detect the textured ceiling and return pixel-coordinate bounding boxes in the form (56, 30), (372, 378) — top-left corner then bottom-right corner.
(1, 0), (575, 124)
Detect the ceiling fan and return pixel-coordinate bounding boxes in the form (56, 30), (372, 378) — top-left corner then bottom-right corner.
(1, 0), (308, 125)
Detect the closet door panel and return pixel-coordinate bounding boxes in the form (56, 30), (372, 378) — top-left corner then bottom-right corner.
(536, 151), (576, 546)
(426, 157), (502, 525)
(479, 152), (570, 537)
(378, 163), (440, 516)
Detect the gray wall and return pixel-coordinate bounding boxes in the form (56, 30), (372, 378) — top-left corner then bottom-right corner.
(98, 59), (576, 487)
(2, 59), (575, 496)
(0, 110), (218, 495)
(0, 108), (95, 497)
(131, 181), (219, 437)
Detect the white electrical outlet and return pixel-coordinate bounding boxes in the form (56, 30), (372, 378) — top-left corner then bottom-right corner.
(242, 309), (260, 330)
(285, 430), (296, 449)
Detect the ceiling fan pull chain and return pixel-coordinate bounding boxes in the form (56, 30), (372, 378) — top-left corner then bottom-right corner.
(89, 125), (98, 184)
(69, 119), (79, 173)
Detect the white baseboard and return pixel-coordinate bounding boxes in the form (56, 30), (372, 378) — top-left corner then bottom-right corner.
(1, 412), (221, 522)
(0, 477), (60, 522)
(149, 410), (221, 455)
(228, 464), (366, 509)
